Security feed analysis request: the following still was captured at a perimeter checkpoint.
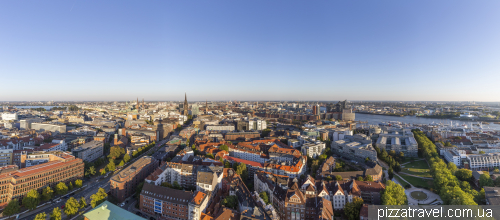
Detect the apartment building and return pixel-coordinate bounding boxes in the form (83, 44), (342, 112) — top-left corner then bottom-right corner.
(443, 149), (466, 167)
(140, 183), (209, 220)
(301, 142), (326, 158)
(224, 132), (260, 141)
(224, 155), (307, 178)
(0, 149), (13, 166)
(466, 153), (500, 170)
(72, 140), (104, 162)
(145, 163), (223, 192)
(0, 152), (84, 205)
(110, 156), (159, 202)
(205, 125), (235, 133)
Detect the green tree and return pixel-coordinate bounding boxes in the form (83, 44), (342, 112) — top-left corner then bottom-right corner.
(206, 153), (214, 159)
(87, 166), (96, 176)
(173, 181), (181, 190)
(219, 145), (229, 152)
(447, 162), (457, 174)
(344, 197), (364, 220)
(222, 195), (238, 209)
(161, 182), (173, 188)
(79, 197), (87, 209)
(74, 179), (83, 188)
(118, 160), (125, 166)
(22, 189), (40, 210)
(494, 168), (500, 174)
(455, 169), (473, 181)
(68, 182), (74, 191)
(123, 153), (131, 163)
(479, 150), (486, 154)
(42, 186), (54, 201)
(381, 180), (408, 205)
(107, 161), (116, 172)
(224, 161), (231, 168)
(34, 212), (47, 220)
(100, 168), (107, 175)
(64, 197), (80, 217)
(365, 175), (374, 182)
(356, 176), (364, 181)
(259, 191), (270, 204)
(479, 173), (494, 188)
(2, 199), (20, 216)
(324, 176), (332, 181)
(90, 188), (108, 208)
(388, 167), (394, 180)
(55, 182), (68, 195)
(335, 175), (343, 181)
(50, 207), (62, 220)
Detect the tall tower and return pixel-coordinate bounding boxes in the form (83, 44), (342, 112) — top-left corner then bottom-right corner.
(183, 93), (188, 116)
(206, 100), (208, 114)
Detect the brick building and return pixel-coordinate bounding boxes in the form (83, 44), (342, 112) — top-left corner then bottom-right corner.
(0, 152), (84, 207)
(110, 156), (159, 202)
(140, 183), (209, 220)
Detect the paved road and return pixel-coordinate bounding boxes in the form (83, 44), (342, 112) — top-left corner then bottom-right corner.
(18, 136), (169, 220)
(19, 177), (111, 220)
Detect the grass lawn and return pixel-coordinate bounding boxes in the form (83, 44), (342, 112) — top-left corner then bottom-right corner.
(400, 174), (434, 188)
(393, 175), (408, 186)
(402, 160), (429, 169)
(401, 160), (432, 177)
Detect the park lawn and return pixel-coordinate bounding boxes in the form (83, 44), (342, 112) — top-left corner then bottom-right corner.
(402, 168), (432, 178)
(400, 174), (434, 189)
(402, 160), (430, 169)
(392, 175), (409, 186)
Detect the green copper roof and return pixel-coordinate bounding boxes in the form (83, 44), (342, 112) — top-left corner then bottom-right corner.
(83, 201), (146, 220)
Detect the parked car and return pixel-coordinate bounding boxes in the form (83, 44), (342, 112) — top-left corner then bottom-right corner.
(120, 202), (125, 207)
(136, 212), (142, 216)
(61, 205), (65, 209)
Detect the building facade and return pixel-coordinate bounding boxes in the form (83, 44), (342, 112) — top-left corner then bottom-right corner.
(72, 140), (104, 162)
(110, 156), (159, 202)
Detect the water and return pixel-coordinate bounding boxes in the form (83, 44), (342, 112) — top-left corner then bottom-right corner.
(355, 113), (500, 131)
(14, 106), (59, 110)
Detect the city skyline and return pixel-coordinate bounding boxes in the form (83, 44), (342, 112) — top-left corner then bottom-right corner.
(1, 0), (500, 102)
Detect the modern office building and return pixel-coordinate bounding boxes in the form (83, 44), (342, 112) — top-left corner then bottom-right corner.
(0, 152), (84, 205)
(72, 140), (104, 162)
(332, 134), (377, 162)
(1, 113), (18, 121)
(31, 122), (67, 133)
(301, 142), (326, 158)
(375, 128), (418, 157)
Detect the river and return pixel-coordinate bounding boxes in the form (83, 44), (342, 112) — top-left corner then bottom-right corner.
(355, 113), (500, 131)
(14, 106), (59, 110)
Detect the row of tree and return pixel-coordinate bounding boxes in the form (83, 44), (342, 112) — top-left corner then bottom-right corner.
(3, 179), (83, 216)
(413, 129), (483, 205)
(34, 187), (107, 220)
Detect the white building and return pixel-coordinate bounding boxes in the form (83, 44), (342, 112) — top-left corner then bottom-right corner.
(329, 128), (353, 141)
(205, 124), (235, 132)
(1, 113), (18, 121)
(301, 142), (326, 158)
(443, 148), (466, 167)
(467, 153), (500, 170)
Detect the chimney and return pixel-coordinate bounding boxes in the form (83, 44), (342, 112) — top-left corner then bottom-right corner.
(114, 134), (118, 146)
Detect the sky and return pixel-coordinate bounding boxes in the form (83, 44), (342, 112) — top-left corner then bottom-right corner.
(1, 0), (499, 102)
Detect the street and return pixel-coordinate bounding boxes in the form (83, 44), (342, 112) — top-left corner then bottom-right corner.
(17, 137), (169, 220)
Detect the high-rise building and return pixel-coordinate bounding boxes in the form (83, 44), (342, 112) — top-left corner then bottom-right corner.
(312, 105), (318, 115)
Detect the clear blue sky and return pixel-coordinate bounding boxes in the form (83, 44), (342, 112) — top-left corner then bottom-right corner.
(1, 0), (499, 102)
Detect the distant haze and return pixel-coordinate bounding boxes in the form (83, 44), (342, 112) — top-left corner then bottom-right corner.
(1, 1), (499, 101)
